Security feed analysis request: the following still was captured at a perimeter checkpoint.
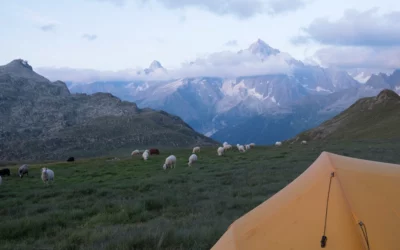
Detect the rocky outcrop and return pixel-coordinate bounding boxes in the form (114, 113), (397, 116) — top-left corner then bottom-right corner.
(0, 59), (217, 161)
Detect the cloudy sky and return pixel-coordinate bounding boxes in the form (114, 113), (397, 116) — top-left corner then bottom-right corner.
(1, 0), (400, 81)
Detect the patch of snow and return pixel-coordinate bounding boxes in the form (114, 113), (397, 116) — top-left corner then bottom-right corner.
(220, 80), (246, 97)
(271, 96), (276, 103)
(136, 83), (149, 92)
(352, 72), (371, 84)
(316, 86), (332, 93)
(160, 79), (185, 91)
(303, 86), (333, 93)
(204, 128), (218, 137)
(247, 88), (263, 100)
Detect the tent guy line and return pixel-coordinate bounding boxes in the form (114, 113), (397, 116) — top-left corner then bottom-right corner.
(321, 171), (335, 248)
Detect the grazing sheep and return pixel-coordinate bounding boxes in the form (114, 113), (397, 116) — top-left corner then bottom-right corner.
(223, 144), (232, 151)
(217, 147), (225, 156)
(0, 176), (2, 185)
(188, 154), (198, 167)
(238, 145), (246, 152)
(245, 144), (251, 150)
(142, 151), (149, 161)
(0, 168), (10, 176)
(67, 157), (75, 162)
(163, 155), (177, 170)
(192, 146), (201, 153)
(149, 148), (160, 155)
(131, 150), (140, 156)
(41, 167), (54, 184)
(18, 164), (29, 178)
(275, 141), (282, 146)
(223, 142), (228, 146)
(249, 143), (255, 148)
(301, 140), (307, 145)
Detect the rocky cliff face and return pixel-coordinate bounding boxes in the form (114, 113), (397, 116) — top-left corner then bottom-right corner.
(0, 59), (217, 161)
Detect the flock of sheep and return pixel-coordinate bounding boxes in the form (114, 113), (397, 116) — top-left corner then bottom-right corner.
(0, 164), (55, 186)
(0, 139), (308, 186)
(130, 141), (260, 171)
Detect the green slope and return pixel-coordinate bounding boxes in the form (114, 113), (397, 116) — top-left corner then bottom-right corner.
(290, 89), (400, 141)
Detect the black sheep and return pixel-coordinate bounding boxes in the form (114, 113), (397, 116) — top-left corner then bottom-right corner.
(0, 168), (10, 176)
(67, 157), (75, 162)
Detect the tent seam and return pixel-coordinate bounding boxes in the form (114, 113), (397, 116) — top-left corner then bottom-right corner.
(325, 153), (369, 250)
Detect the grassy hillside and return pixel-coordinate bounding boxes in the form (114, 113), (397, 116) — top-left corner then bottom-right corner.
(1, 141), (400, 250)
(290, 89), (400, 142)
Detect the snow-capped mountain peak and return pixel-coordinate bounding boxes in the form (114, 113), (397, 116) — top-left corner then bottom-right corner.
(137, 60), (167, 75)
(247, 39), (280, 57)
(149, 60), (163, 70)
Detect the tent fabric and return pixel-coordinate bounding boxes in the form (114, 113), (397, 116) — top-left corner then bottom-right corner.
(211, 151), (400, 250)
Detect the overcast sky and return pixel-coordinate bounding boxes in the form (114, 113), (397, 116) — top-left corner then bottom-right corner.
(1, 0), (400, 81)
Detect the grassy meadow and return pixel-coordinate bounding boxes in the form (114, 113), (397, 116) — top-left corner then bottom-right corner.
(1, 140), (400, 250)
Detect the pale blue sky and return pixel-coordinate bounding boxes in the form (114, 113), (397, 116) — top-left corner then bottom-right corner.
(1, 0), (400, 81)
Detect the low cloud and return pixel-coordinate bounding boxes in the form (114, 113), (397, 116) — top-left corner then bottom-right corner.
(173, 50), (293, 78)
(23, 9), (60, 32)
(40, 24), (56, 32)
(267, 0), (306, 15)
(36, 50), (293, 82)
(154, 37), (165, 43)
(292, 8), (400, 47)
(82, 34), (98, 41)
(36, 67), (139, 83)
(308, 46), (400, 71)
(90, 0), (308, 18)
(224, 40), (238, 47)
(87, 0), (126, 6)
(179, 15), (187, 23)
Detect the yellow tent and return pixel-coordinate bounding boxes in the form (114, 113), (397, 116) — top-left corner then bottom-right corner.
(211, 151), (400, 250)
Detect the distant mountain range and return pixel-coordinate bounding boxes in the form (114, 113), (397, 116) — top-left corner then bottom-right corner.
(55, 39), (400, 144)
(0, 59), (216, 161)
(289, 89), (400, 142)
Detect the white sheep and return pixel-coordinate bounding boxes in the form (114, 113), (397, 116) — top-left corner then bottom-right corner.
(245, 144), (251, 150)
(238, 145), (246, 152)
(142, 151), (149, 161)
(18, 164), (29, 178)
(192, 146), (201, 153)
(131, 149), (140, 156)
(163, 155), (176, 170)
(41, 167), (54, 184)
(217, 146), (225, 156)
(188, 154), (198, 167)
(223, 144), (232, 151)
(275, 141), (282, 146)
(249, 143), (255, 148)
(223, 142), (228, 147)
(301, 140), (307, 144)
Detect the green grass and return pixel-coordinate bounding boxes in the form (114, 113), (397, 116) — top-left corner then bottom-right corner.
(1, 140), (400, 250)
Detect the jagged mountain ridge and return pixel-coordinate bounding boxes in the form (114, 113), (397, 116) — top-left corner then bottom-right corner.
(67, 39), (360, 138)
(211, 73), (400, 145)
(0, 59), (217, 161)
